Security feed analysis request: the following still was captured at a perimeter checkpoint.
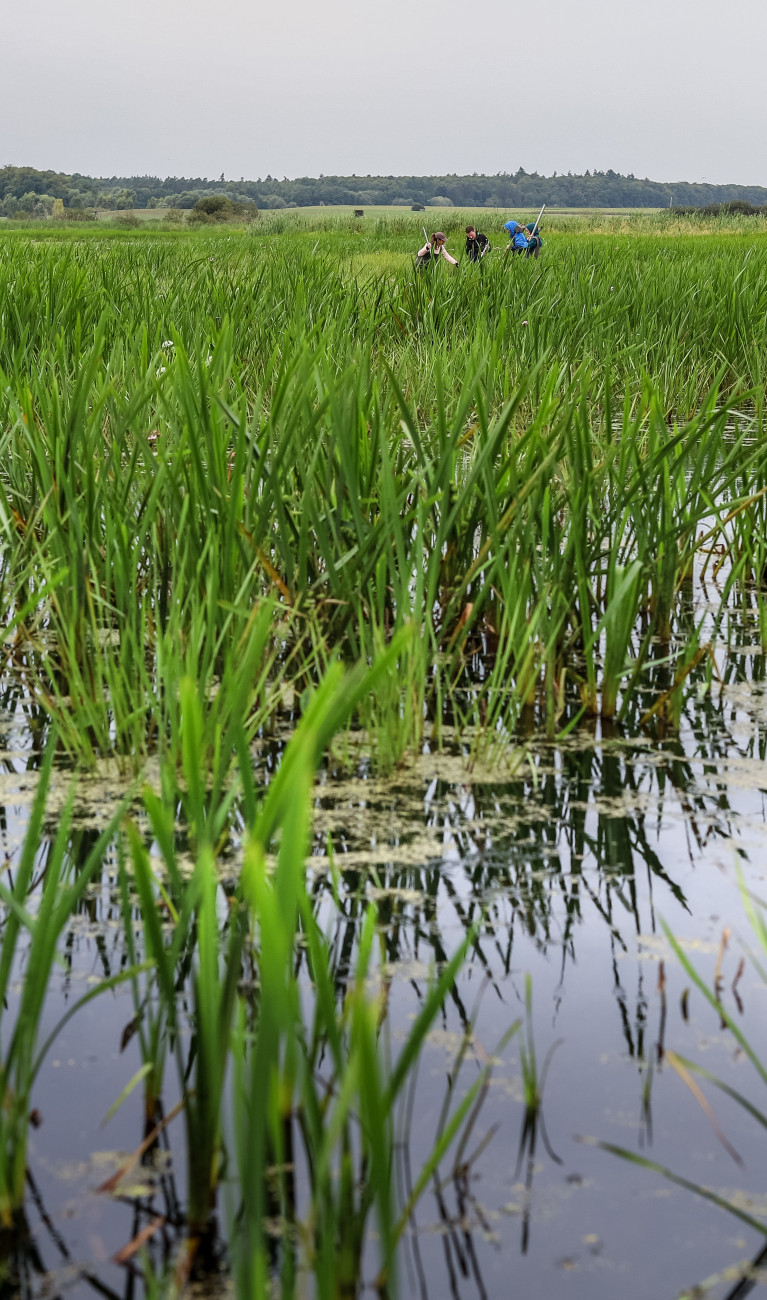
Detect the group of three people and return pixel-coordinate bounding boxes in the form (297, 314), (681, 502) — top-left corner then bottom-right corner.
(416, 219), (543, 268)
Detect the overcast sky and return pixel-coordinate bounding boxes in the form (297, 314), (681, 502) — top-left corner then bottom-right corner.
(3, 0), (765, 185)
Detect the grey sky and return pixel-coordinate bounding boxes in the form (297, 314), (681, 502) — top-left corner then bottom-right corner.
(4, 0), (766, 185)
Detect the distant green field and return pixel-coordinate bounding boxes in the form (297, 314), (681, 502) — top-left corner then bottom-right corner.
(5, 203), (760, 243)
(265, 203), (664, 217)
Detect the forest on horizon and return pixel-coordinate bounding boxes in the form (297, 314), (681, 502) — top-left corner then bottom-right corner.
(2, 164), (767, 214)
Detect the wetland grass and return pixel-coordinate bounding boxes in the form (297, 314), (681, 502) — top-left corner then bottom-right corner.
(0, 747), (148, 1229)
(0, 301), (764, 760)
(0, 659), (509, 1295)
(1, 222), (767, 1294)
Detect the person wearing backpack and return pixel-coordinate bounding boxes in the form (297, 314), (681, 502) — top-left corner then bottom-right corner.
(523, 222), (543, 259)
(465, 225), (490, 261)
(503, 219), (530, 254)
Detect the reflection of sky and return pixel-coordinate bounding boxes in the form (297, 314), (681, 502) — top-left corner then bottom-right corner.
(3, 622), (767, 1297)
(363, 729), (767, 1299)
(304, 641), (767, 1297)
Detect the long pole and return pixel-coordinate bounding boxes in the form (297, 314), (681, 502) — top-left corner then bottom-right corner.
(529, 203), (546, 239)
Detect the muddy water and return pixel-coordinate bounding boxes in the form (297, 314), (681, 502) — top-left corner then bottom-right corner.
(2, 622), (767, 1299)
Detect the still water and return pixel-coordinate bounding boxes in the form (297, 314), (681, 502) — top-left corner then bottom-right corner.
(2, 616), (767, 1300)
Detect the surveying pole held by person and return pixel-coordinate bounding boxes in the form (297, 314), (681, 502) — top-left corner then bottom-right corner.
(523, 204), (546, 258)
(523, 222), (543, 259)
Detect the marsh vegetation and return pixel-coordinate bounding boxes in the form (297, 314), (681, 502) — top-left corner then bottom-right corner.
(0, 217), (766, 1298)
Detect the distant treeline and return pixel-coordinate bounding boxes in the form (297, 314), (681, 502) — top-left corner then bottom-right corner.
(3, 164), (767, 214)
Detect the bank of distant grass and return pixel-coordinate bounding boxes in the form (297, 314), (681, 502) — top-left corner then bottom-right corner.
(3, 204), (767, 241)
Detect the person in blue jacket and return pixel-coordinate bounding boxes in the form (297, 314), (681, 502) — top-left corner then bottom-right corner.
(503, 219), (530, 254)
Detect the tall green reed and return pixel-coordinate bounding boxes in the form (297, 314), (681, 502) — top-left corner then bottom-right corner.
(1, 230), (766, 764)
(0, 748), (147, 1227)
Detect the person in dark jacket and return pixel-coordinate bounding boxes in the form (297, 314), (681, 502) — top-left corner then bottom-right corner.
(465, 225), (490, 261)
(524, 222), (543, 259)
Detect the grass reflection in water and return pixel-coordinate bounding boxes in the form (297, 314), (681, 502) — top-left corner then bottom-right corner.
(0, 630), (765, 1297)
